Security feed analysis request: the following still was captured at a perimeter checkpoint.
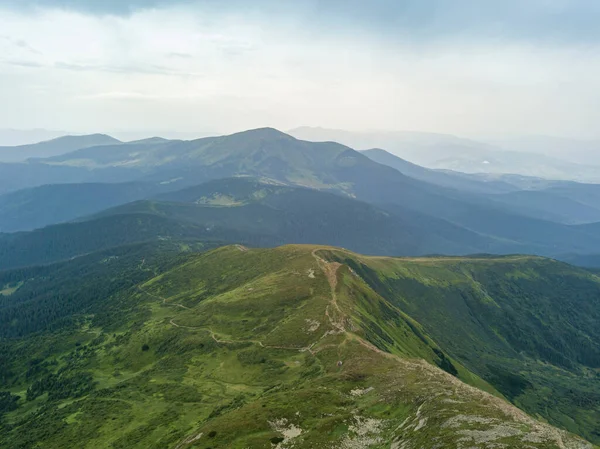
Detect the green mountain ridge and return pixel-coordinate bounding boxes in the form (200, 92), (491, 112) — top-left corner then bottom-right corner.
(3, 176), (600, 272)
(324, 250), (600, 443)
(0, 177), (533, 271)
(0, 212), (239, 271)
(0, 243), (597, 448)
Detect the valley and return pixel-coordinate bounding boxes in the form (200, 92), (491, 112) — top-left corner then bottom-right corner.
(0, 244), (598, 448)
(0, 129), (599, 448)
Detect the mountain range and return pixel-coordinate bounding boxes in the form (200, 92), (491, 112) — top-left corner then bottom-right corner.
(0, 134), (121, 163)
(290, 126), (600, 183)
(2, 129), (600, 266)
(0, 177), (498, 270)
(362, 148), (600, 224)
(0, 129), (71, 147)
(1, 128), (600, 447)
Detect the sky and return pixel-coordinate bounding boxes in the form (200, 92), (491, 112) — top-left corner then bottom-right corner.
(1, 0), (599, 139)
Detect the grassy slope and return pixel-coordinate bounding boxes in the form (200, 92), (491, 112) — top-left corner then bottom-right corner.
(325, 251), (600, 444)
(0, 241), (217, 339)
(0, 245), (594, 448)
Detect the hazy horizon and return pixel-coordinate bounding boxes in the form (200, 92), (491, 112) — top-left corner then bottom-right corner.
(2, 125), (600, 148)
(1, 0), (600, 141)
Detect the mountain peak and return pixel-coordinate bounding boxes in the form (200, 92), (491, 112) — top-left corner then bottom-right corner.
(363, 148), (391, 155)
(227, 127), (295, 141)
(0, 133), (123, 163)
(125, 137), (171, 145)
(45, 133), (121, 145)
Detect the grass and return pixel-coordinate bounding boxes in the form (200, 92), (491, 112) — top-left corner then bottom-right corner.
(0, 245), (596, 448)
(324, 249), (600, 445)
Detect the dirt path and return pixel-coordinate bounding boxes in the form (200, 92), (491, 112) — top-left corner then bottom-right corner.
(312, 249), (345, 332)
(311, 249), (410, 364)
(137, 286), (191, 310)
(157, 249), (387, 362)
(169, 319), (260, 344)
(168, 319), (316, 354)
(136, 267), (316, 353)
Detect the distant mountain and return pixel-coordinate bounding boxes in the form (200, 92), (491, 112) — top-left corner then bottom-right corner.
(40, 128), (368, 189)
(4, 130), (600, 262)
(158, 177), (600, 256)
(106, 176), (600, 259)
(0, 135), (171, 194)
(37, 128), (577, 237)
(0, 134), (121, 163)
(452, 172), (600, 204)
(557, 253), (600, 269)
(0, 182), (171, 232)
(0, 177), (500, 270)
(544, 182), (600, 209)
(0, 162), (142, 195)
(289, 126), (485, 158)
(486, 189), (600, 224)
(0, 244), (596, 447)
(490, 135), (600, 166)
(27, 127), (455, 212)
(4, 176), (600, 272)
(109, 130), (216, 142)
(362, 148), (518, 194)
(125, 137), (174, 145)
(291, 126), (600, 182)
(381, 198), (600, 256)
(153, 177), (500, 255)
(365, 148), (600, 224)
(0, 128), (69, 146)
(430, 149), (600, 183)
(0, 213), (219, 271)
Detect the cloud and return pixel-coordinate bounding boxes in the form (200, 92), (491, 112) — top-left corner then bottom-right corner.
(0, 59), (44, 68)
(2, 0), (600, 45)
(53, 61), (202, 77)
(75, 91), (207, 101)
(0, 1), (598, 138)
(0, 35), (43, 54)
(76, 91), (165, 101)
(12, 38), (43, 54)
(167, 52), (192, 59)
(0, 0), (170, 14)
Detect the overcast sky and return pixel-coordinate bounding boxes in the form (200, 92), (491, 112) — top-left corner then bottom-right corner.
(1, 0), (599, 138)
